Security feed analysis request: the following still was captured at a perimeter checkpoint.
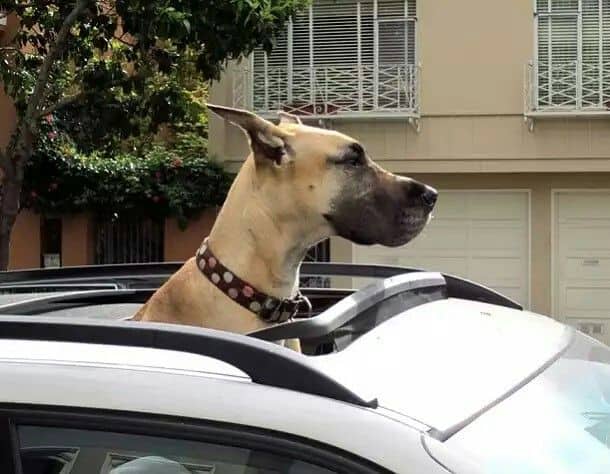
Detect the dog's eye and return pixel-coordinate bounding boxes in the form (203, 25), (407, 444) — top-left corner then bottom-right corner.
(344, 155), (363, 166)
(339, 143), (365, 167)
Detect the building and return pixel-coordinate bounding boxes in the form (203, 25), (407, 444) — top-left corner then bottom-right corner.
(209, 0), (610, 343)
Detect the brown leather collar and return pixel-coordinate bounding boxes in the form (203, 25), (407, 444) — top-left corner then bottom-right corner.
(195, 239), (311, 324)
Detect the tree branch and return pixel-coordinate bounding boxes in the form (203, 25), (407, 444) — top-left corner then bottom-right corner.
(5, 0), (91, 164)
(113, 33), (136, 48)
(23, 0), (91, 128)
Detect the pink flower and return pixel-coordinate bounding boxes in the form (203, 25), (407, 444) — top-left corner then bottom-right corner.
(44, 115), (53, 124)
(47, 131), (58, 140)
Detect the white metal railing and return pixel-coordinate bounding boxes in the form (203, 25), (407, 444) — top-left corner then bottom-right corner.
(233, 64), (420, 118)
(525, 60), (610, 115)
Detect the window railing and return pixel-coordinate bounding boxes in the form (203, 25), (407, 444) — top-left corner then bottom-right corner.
(525, 60), (610, 116)
(233, 63), (420, 119)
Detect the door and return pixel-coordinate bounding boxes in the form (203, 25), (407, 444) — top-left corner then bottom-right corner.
(554, 191), (610, 344)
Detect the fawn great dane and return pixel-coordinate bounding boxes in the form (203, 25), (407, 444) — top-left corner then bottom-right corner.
(134, 105), (437, 350)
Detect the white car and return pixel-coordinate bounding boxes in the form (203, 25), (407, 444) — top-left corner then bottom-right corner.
(0, 263), (608, 473)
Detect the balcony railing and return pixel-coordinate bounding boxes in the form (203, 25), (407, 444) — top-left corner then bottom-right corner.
(525, 60), (610, 118)
(233, 64), (420, 120)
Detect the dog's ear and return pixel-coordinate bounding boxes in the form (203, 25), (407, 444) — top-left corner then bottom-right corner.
(208, 104), (292, 166)
(278, 111), (302, 125)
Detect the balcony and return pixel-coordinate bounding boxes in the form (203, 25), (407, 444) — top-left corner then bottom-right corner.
(524, 60), (610, 129)
(232, 64), (420, 126)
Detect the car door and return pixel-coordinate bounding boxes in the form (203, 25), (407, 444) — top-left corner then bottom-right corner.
(0, 405), (390, 474)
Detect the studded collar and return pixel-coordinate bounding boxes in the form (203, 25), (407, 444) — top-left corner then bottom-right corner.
(195, 239), (311, 324)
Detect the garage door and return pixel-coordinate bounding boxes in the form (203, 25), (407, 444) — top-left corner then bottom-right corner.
(554, 191), (610, 345)
(353, 190), (530, 307)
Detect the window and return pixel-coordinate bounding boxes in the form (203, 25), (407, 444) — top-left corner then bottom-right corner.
(0, 411), (386, 474)
(40, 217), (62, 268)
(246, 0), (418, 116)
(535, 0), (610, 109)
(16, 425), (337, 474)
(95, 216), (164, 264)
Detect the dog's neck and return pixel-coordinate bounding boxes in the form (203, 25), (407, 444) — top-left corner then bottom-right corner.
(205, 158), (327, 299)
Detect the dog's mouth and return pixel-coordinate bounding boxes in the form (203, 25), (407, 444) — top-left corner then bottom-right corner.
(324, 207), (431, 247)
(383, 209), (430, 247)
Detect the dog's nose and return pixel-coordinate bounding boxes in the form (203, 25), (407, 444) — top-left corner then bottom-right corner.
(421, 186), (438, 209)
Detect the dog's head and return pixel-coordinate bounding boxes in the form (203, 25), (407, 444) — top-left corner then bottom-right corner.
(209, 104), (437, 247)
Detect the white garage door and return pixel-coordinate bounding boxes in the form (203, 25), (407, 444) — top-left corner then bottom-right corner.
(353, 190), (530, 307)
(554, 191), (610, 344)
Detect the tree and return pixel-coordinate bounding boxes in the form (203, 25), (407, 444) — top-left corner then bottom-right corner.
(0, 0), (308, 270)
(22, 50), (233, 230)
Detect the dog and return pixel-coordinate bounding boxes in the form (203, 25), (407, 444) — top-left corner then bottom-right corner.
(133, 105), (437, 350)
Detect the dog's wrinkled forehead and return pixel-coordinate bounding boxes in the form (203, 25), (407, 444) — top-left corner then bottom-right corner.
(278, 122), (358, 161)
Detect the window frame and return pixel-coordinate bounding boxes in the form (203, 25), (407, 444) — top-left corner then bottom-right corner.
(0, 404), (391, 474)
(248, 0), (419, 116)
(533, 0), (610, 110)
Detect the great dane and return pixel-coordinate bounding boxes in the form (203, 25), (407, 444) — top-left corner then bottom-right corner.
(134, 105), (437, 350)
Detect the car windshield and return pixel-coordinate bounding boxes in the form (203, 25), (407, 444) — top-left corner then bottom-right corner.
(449, 331), (610, 473)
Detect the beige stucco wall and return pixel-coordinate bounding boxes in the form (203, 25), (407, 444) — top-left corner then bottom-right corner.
(211, 89), (610, 174)
(418, 0), (531, 116)
(209, 0), (610, 173)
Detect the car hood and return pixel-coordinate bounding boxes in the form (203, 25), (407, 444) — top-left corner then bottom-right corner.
(311, 298), (571, 436)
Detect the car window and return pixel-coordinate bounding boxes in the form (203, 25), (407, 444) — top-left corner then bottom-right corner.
(17, 425), (335, 474)
(449, 331), (610, 473)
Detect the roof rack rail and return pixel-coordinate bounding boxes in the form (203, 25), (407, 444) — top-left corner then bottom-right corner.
(0, 288), (354, 317)
(0, 316), (377, 408)
(301, 263), (522, 310)
(0, 283), (120, 293)
(0, 262), (183, 284)
(0, 263), (183, 291)
(0, 289), (152, 315)
(249, 272), (447, 342)
(0, 262), (521, 310)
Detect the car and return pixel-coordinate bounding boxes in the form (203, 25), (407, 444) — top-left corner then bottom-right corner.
(0, 262), (608, 473)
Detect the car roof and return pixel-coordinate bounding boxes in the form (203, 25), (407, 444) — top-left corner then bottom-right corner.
(0, 296), (570, 439)
(310, 297), (571, 436)
(0, 345), (438, 473)
(0, 262), (560, 442)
